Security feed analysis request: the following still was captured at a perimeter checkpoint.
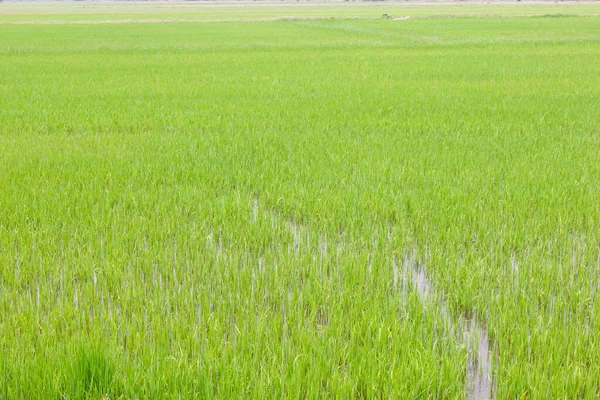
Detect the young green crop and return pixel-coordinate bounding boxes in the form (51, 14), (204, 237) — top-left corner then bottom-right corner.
(1, 5), (599, 398)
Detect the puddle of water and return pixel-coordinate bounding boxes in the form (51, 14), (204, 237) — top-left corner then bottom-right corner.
(411, 264), (433, 301)
(217, 231), (223, 260)
(288, 220), (301, 254)
(319, 235), (328, 259)
(405, 252), (493, 400)
(464, 318), (493, 400)
(252, 198), (259, 223)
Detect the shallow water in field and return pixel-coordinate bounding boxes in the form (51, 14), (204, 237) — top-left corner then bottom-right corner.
(464, 318), (493, 400)
(405, 253), (493, 399)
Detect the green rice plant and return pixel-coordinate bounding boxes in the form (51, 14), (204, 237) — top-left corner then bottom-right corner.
(64, 345), (119, 399)
(0, 5), (599, 398)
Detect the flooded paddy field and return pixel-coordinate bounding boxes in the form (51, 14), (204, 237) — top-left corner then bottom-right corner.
(1, 3), (599, 398)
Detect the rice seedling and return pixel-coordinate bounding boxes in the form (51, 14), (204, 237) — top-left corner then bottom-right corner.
(1, 4), (599, 398)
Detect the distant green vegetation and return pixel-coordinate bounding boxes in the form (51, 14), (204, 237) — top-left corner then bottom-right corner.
(1, 5), (599, 398)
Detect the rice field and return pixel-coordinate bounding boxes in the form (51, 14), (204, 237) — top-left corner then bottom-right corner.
(1, 2), (600, 398)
